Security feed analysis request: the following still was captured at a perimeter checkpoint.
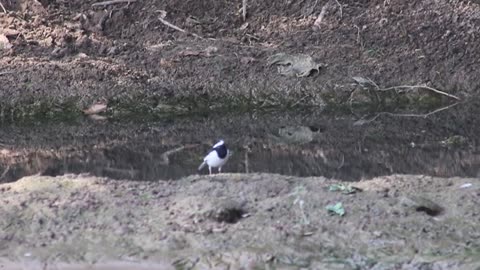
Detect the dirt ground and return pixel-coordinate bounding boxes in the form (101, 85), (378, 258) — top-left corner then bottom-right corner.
(0, 173), (479, 269)
(1, 0), (480, 116)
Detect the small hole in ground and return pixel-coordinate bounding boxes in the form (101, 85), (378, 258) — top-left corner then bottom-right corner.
(416, 206), (443, 216)
(215, 208), (245, 224)
(41, 166), (63, 177)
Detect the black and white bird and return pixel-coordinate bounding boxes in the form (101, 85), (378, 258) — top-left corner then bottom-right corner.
(198, 140), (230, 175)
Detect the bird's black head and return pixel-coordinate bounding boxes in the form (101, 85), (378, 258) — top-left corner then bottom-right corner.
(213, 142), (228, 159)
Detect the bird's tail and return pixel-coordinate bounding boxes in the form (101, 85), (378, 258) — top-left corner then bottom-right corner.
(198, 161), (207, 171)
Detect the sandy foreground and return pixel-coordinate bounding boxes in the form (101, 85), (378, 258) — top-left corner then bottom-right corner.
(0, 173), (479, 269)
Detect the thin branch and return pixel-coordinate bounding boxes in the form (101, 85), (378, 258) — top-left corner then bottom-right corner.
(244, 147), (249, 173)
(378, 85), (460, 100)
(336, 154), (345, 170)
(92, 0), (136, 7)
(334, 0), (342, 18)
(158, 16), (204, 39)
(353, 24), (362, 47)
(347, 88), (359, 107)
(366, 77), (380, 90)
(159, 144), (197, 165)
(354, 102), (461, 125)
(159, 16), (185, 33)
(0, 71), (15, 76)
(96, 10), (109, 31)
(0, 165), (10, 180)
(0, 1), (6, 13)
(353, 77), (460, 100)
(313, 5), (328, 28)
(242, 0), (247, 21)
(290, 95), (310, 108)
(159, 146), (185, 166)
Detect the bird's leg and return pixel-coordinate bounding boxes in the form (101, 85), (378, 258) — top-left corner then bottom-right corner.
(209, 166), (212, 175)
(218, 167), (222, 173)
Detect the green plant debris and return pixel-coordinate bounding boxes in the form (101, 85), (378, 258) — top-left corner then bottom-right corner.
(328, 184), (359, 194)
(326, 202), (345, 216)
(289, 185), (310, 225)
(441, 135), (468, 147)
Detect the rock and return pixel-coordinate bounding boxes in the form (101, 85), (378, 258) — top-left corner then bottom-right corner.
(267, 53), (324, 77)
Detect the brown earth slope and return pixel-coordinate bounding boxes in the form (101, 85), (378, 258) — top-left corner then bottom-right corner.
(0, 0), (479, 115)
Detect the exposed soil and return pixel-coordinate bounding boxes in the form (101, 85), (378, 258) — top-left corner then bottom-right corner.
(0, 173), (479, 269)
(1, 0), (480, 117)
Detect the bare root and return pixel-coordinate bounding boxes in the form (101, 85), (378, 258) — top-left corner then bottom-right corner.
(157, 10), (204, 39)
(92, 0), (136, 7)
(242, 0), (247, 21)
(0, 1), (6, 13)
(354, 102), (461, 126)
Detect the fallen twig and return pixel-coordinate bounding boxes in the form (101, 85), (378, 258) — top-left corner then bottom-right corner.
(96, 10), (110, 31)
(378, 85), (460, 100)
(352, 77), (460, 100)
(243, 145), (251, 173)
(353, 25), (362, 47)
(159, 144), (197, 165)
(290, 95), (310, 108)
(0, 71), (15, 76)
(159, 146), (185, 166)
(244, 149), (249, 173)
(313, 5), (328, 28)
(354, 102), (461, 125)
(0, 1), (6, 13)
(92, 0), (136, 7)
(334, 0), (342, 18)
(0, 165), (10, 180)
(158, 15), (203, 39)
(242, 0), (247, 21)
(366, 77), (380, 89)
(336, 154), (345, 170)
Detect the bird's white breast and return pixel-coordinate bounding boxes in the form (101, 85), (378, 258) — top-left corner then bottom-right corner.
(204, 150), (229, 168)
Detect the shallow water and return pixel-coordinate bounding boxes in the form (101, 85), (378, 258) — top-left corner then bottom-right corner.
(0, 101), (479, 182)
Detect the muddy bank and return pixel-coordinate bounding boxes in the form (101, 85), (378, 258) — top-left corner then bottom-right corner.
(1, 0), (480, 118)
(0, 173), (479, 269)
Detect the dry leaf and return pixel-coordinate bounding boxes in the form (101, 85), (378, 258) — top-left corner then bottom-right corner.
(178, 46), (218, 57)
(179, 49), (202, 57)
(240, 57), (256, 64)
(239, 22), (249, 30)
(204, 46), (218, 57)
(83, 103), (107, 115)
(1, 29), (20, 37)
(0, 34), (12, 50)
(159, 58), (174, 67)
(313, 6), (328, 30)
(88, 114), (108, 121)
(157, 10), (167, 19)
